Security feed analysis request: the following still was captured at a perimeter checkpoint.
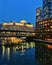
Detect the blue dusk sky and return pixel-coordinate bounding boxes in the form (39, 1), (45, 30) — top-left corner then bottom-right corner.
(0, 0), (42, 26)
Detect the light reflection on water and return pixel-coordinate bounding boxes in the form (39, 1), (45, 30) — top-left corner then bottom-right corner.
(6, 48), (10, 60)
(2, 46), (5, 58)
(0, 42), (39, 65)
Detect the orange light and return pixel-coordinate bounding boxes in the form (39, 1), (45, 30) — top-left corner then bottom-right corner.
(47, 45), (52, 49)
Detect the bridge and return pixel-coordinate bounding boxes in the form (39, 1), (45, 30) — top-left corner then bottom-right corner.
(0, 29), (35, 37)
(34, 39), (52, 44)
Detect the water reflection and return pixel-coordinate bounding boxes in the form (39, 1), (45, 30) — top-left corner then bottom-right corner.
(0, 42), (38, 65)
(35, 41), (52, 65)
(21, 47), (25, 56)
(2, 46), (5, 58)
(12, 47), (16, 54)
(6, 48), (10, 60)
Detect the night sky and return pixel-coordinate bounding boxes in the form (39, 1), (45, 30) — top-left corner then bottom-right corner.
(0, 0), (42, 26)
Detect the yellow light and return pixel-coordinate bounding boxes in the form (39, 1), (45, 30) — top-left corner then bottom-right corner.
(26, 24), (33, 27)
(15, 23), (24, 26)
(45, 21), (47, 23)
(50, 26), (52, 28)
(45, 24), (47, 26)
(39, 22), (42, 24)
(10, 37), (23, 43)
(47, 29), (50, 31)
(20, 20), (26, 24)
(3, 22), (13, 25)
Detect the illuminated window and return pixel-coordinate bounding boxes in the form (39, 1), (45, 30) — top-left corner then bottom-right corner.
(39, 22), (43, 24)
(50, 26), (52, 28)
(45, 24), (47, 26)
(36, 13), (40, 16)
(45, 21), (47, 23)
(43, 21), (44, 24)
(51, 20), (52, 22)
(47, 29), (50, 31)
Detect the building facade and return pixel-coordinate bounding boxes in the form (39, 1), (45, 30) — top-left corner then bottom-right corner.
(36, 0), (52, 40)
(2, 20), (34, 32)
(36, 7), (43, 39)
(35, 0), (52, 65)
(0, 20), (35, 44)
(36, 7), (42, 22)
(36, 18), (52, 40)
(36, 19), (52, 65)
(43, 0), (52, 19)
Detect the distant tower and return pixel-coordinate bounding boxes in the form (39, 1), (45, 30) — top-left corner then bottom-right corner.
(43, 0), (52, 19)
(36, 7), (42, 22)
(36, 7), (43, 34)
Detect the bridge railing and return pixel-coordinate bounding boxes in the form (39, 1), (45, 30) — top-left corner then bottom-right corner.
(0, 32), (35, 37)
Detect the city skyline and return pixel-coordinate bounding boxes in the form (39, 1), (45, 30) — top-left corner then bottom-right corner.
(0, 0), (42, 26)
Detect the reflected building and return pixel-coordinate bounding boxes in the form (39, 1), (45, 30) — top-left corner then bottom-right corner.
(35, 42), (52, 65)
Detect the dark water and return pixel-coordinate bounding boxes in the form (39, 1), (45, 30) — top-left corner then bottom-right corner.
(0, 43), (39, 65)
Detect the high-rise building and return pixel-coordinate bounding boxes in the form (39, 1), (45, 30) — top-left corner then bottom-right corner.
(36, 7), (42, 22)
(43, 0), (52, 19)
(36, 18), (52, 40)
(36, 7), (43, 38)
(36, 0), (52, 40)
(35, 0), (52, 65)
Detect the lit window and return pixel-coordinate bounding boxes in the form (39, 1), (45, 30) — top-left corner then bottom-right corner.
(51, 20), (52, 22)
(36, 13), (40, 16)
(43, 21), (44, 24)
(39, 22), (43, 24)
(50, 26), (52, 28)
(45, 24), (47, 26)
(45, 21), (47, 23)
(47, 29), (50, 31)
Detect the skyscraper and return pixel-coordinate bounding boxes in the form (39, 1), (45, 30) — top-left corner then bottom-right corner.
(36, 0), (52, 40)
(35, 0), (52, 65)
(43, 0), (52, 19)
(36, 7), (42, 22)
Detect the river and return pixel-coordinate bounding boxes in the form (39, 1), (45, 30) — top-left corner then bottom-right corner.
(0, 42), (39, 65)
